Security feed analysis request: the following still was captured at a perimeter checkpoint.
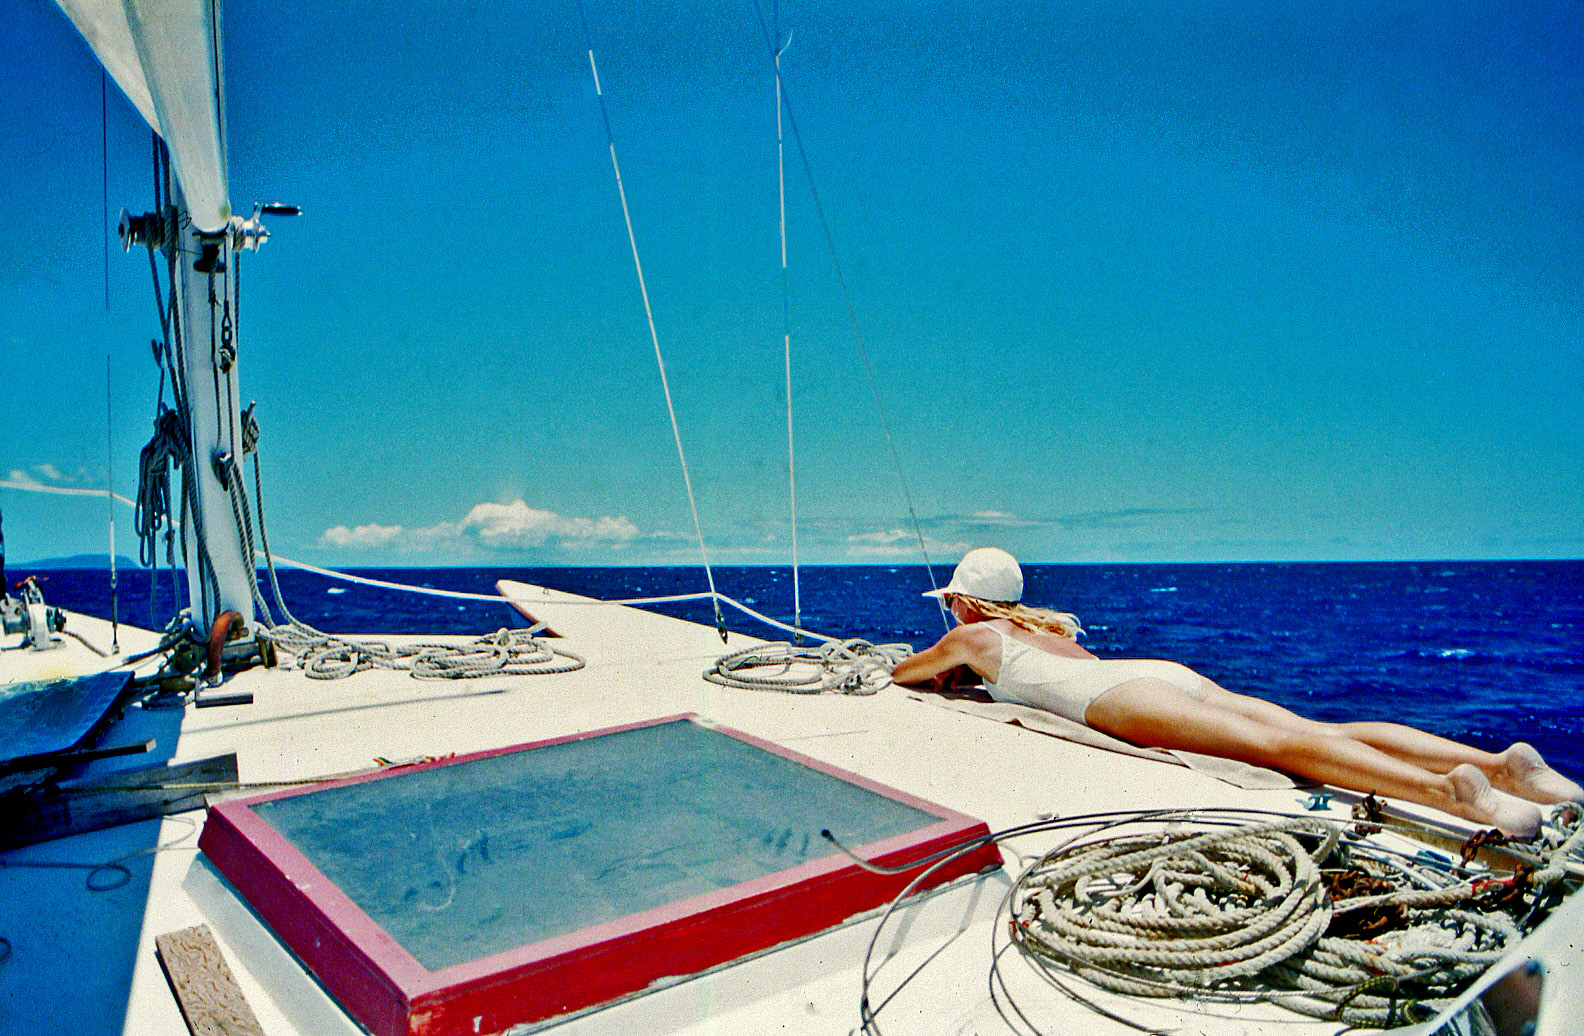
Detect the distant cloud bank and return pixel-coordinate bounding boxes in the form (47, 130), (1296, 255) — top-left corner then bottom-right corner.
(845, 528), (972, 559)
(320, 500), (640, 556)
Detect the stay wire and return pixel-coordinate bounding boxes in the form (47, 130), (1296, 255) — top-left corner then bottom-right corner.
(775, 32), (801, 643)
(577, 2), (725, 641)
(101, 70), (110, 311)
(747, 0), (949, 632)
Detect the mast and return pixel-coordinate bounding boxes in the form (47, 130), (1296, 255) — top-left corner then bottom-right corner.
(169, 177), (256, 633)
(56, 0), (262, 642)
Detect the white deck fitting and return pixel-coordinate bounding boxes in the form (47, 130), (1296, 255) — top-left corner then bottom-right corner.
(0, 592), (1562, 1036)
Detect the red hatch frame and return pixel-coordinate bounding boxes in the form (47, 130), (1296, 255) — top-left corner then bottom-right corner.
(200, 714), (1002, 1036)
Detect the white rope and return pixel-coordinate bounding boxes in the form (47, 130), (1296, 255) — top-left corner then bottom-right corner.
(703, 638), (911, 694)
(1531, 803), (1584, 887)
(255, 551), (841, 642)
(0, 481), (136, 509)
(260, 625), (584, 681)
(1010, 816), (1527, 1028)
(748, 0), (949, 629)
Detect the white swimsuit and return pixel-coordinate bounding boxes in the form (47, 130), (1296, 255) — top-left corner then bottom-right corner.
(985, 628), (1209, 725)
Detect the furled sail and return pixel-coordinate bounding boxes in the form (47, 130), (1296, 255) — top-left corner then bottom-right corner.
(54, 0), (230, 232)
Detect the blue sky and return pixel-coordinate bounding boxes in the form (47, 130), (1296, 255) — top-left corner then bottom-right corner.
(2, 0), (1581, 567)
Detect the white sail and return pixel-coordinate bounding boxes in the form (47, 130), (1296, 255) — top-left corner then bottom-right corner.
(52, 0), (158, 129)
(54, 0), (230, 233)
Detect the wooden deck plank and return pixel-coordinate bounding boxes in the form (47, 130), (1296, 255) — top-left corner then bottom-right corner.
(155, 923), (266, 1036)
(0, 752), (238, 850)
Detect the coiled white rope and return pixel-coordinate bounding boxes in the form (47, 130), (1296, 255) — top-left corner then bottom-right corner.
(1267, 907), (1516, 1026)
(1531, 803), (1584, 887)
(1010, 816), (1527, 1028)
(703, 639), (912, 694)
(261, 625), (584, 681)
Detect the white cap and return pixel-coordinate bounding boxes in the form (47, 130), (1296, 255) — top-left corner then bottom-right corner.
(922, 547), (1023, 603)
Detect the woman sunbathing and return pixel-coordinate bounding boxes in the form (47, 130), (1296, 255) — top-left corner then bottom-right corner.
(891, 548), (1581, 838)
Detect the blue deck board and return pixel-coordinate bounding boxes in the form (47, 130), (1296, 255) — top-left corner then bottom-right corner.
(0, 671), (130, 762)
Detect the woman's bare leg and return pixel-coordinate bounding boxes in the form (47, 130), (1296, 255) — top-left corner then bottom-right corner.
(1195, 682), (1581, 804)
(1087, 680), (1541, 837)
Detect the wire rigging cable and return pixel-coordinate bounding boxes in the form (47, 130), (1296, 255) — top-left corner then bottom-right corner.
(577, 1), (726, 642)
(748, 0), (949, 630)
(775, 28), (802, 641)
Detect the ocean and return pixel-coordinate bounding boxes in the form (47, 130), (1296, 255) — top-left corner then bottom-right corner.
(27, 560), (1584, 783)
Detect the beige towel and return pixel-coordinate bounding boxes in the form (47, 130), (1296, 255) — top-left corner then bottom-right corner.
(911, 693), (1296, 791)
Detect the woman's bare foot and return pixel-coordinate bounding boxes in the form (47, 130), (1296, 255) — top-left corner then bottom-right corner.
(1497, 743), (1584, 804)
(1449, 763), (1541, 839)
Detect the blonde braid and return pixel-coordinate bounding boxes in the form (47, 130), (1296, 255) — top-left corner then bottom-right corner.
(955, 596), (1084, 640)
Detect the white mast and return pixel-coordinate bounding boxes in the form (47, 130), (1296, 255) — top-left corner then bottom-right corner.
(56, 0), (260, 640)
(168, 178), (256, 633)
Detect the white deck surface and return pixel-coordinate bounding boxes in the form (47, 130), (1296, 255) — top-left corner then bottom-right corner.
(0, 592), (1564, 1036)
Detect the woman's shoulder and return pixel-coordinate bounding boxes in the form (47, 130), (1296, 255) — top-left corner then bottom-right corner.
(950, 620), (1011, 655)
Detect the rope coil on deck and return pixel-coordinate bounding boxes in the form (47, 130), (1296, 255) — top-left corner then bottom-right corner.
(260, 625), (584, 681)
(1008, 816), (1531, 1027)
(703, 639), (911, 694)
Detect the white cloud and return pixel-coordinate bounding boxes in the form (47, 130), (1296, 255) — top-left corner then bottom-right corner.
(845, 529), (972, 559)
(318, 500), (640, 554)
(320, 523), (404, 548)
(458, 501), (639, 550)
(5, 464), (88, 488)
(848, 529), (912, 549)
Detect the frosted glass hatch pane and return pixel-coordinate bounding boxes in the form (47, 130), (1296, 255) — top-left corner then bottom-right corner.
(252, 720), (938, 971)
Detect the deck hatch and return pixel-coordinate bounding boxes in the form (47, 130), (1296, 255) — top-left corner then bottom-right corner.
(0, 671), (130, 764)
(200, 714), (1001, 1036)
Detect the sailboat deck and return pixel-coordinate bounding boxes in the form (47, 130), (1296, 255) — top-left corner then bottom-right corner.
(0, 595), (1536, 1035)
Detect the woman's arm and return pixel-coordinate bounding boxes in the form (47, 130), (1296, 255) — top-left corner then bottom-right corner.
(891, 624), (997, 689)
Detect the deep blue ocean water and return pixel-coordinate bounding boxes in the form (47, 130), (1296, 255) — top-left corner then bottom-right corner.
(25, 560), (1584, 782)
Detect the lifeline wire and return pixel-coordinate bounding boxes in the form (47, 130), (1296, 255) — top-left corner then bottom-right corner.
(578, 2), (725, 640)
(240, 438), (584, 682)
(0, 480), (838, 644)
(256, 548), (841, 644)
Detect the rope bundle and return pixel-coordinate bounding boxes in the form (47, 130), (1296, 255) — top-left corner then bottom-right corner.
(703, 639), (912, 694)
(1269, 907), (1516, 1025)
(1014, 818), (1336, 990)
(1009, 816), (1526, 1027)
(260, 625), (584, 681)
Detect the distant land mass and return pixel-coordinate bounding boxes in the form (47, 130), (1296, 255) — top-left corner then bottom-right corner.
(7, 554), (142, 570)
